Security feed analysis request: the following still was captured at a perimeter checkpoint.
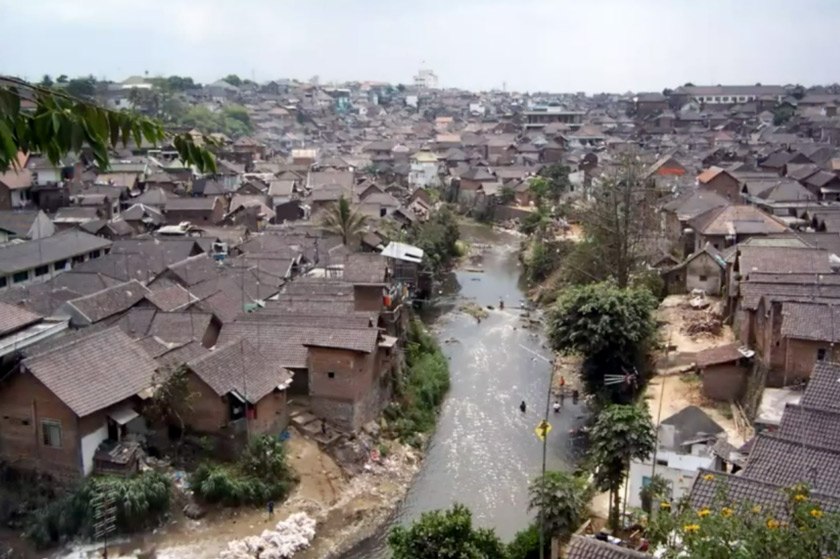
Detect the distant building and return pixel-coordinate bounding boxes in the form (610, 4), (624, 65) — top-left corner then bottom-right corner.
(522, 106), (584, 129)
(413, 68), (439, 89)
(408, 150), (440, 189)
(672, 85), (786, 106)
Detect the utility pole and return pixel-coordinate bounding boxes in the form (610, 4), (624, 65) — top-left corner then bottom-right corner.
(92, 491), (116, 558)
(521, 344), (554, 559)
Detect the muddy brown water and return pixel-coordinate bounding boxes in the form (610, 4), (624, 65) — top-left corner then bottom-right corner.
(341, 225), (587, 558)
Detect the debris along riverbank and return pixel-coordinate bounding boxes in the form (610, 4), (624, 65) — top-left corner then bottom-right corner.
(53, 321), (448, 559)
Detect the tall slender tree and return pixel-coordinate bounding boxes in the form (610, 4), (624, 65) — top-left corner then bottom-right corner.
(589, 404), (656, 530)
(320, 195), (368, 245)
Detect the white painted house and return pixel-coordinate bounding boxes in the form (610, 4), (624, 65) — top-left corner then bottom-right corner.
(627, 406), (726, 509)
(408, 150), (440, 190)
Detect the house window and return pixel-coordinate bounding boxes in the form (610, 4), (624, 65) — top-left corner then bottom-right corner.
(698, 275), (708, 282)
(34, 265), (49, 277)
(72, 255), (85, 264)
(0, 277), (6, 288)
(41, 420), (62, 448)
(327, 372), (336, 379)
(90, 250), (101, 259)
(54, 259), (67, 271)
(379, 208), (387, 218)
(12, 271), (28, 284)
(818, 348), (827, 361)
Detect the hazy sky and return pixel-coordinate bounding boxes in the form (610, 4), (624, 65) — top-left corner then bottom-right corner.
(3, 0), (840, 93)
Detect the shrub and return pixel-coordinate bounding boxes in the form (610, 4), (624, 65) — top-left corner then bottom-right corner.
(191, 435), (294, 506)
(387, 320), (450, 444)
(23, 471), (171, 548)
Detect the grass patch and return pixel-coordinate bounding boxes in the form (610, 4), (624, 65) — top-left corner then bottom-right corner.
(384, 319), (451, 446)
(23, 470), (171, 549)
(191, 434), (295, 507)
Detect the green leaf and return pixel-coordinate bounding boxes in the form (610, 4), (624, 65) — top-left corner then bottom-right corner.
(109, 113), (121, 147)
(0, 120), (17, 165)
(70, 122), (84, 153)
(0, 87), (21, 118)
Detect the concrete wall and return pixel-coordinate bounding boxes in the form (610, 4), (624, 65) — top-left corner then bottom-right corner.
(701, 363), (748, 401)
(627, 450), (713, 509)
(354, 285), (384, 313)
(700, 173), (740, 202)
(686, 254), (723, 295)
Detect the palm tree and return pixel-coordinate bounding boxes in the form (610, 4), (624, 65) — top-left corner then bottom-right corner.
(320, 196), (368, 245)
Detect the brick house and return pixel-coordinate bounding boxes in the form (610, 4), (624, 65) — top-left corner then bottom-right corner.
(754, 298), (840, 386)
(688, 205), (787, 252)
(176, 339), (292, 445)
(660, 190), (729, 255)
(697, 167), (741, 202)
(695, 343), (751, 401)
(305, 327), (389, 432)
(0, 327), (156, 480)
(164, 196), (226, 225)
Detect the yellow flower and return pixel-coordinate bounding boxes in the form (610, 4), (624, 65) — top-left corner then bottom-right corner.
(767, 518), (780, 530)
(810, 508), (824, 519)
(683, 523), (700, 533)
(721, 507), (733, 517)
(698, 508), (711, 518)
(751, 505), (762, 514)
(659, 501), (671, 510)
(794, 494), (808, 502)
(703, 474), (715, 481)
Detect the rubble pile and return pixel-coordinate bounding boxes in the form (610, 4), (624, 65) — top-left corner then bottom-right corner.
(219, 512), (316, 559)
(681, 312), (723, 337)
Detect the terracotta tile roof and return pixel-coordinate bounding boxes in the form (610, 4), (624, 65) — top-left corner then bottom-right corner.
(22, 326), (156, 417)
(801, 361), (840, 412)
(695, 343), (745, 368)
(779, 404), (840, 452)
(689, 205), (788, 236)
(780, 301), (840, 342)
(0, 168), (33, 190)
(0, 230), (112, 275)
(147, 311), (215, 345)
(738, 246), (833, 277)
(343, 253), (388, 285)
(155, 340), (210, 369)
(566, 536), (650, 559)
(165, 196), (219, 211)
(689, 469), (840, 517)
(145, 284), (198, 312)
(61, 280), (150, 324)
(0, 301), (42, 336)
(742, 434), (840, 496)
(166, 255), (222, 286)
(661, 190), (729, 220)
(187, 339), (291, 401)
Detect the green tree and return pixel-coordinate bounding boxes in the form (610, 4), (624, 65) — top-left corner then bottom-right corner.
(639, 473), (671, 514)
(506, 525), (545, 559)
(223, 104), (251, 129)
(407, 206), (460, 274)
(320, 196), (368, 245)
(589, 404), (655, 530)
(547, 282), (657, 397)
(56, 74), (68, 84)
(499, 185), (515, 205)
(144, 366), (198, 443)
(223, 74), (242, 87)
(39, 74), (53, 87)
(388, 504), (507, 559)
(773, 103), (796, 125)
(0, 77), (216, 173)
(538, 163), (572, 200)
(528, 176), (550, 204)
(64, 76), (96, 98)
(528, 471), (591, 544)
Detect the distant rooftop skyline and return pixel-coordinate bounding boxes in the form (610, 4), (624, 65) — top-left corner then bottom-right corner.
(3, 0), (840, 93)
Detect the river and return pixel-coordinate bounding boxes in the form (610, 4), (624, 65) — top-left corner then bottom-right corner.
(342, 224), (587, 558)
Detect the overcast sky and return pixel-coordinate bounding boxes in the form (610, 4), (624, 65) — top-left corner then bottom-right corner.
(2, 0), (840, 93)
